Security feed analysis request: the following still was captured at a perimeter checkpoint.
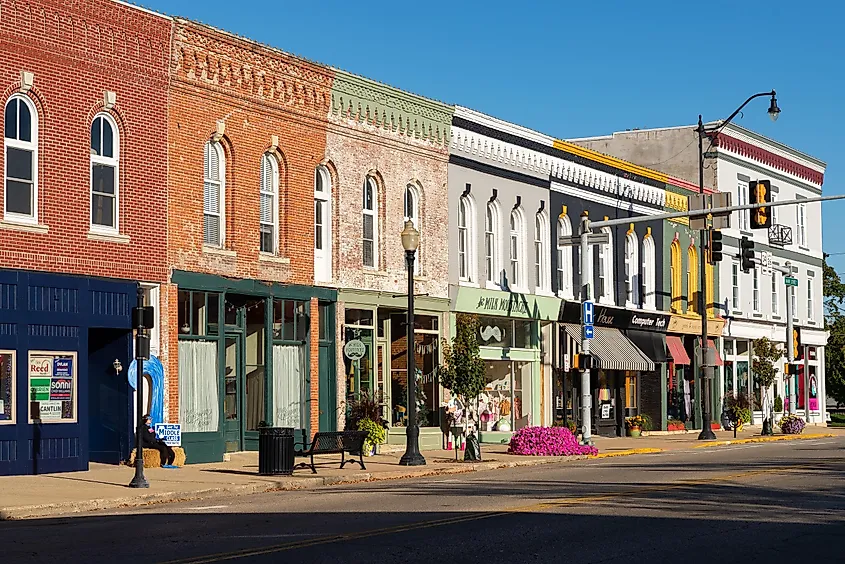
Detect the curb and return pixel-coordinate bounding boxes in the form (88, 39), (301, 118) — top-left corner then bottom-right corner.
(692, 433), (835, 448)
(0, 447), (665, 520)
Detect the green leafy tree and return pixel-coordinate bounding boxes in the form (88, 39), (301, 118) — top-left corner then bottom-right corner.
(753, 337), (783, 433)
(439, 314), (486, 428)
(824, 255), (845, 406)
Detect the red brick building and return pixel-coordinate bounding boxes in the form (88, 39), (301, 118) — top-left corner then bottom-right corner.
(0, 0), (171, 474)
(166, 19), (337, 462)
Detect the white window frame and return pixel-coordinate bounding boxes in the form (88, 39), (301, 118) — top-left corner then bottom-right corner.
(770, 192), (778, 225)
(89, 113), (120, 233)
(807, 277), (814, 321)
(732, 261), (740, 312)
(737, 181), (749, 231)
(792, 282), (798, 322)
(259, 153), (279, 255)
(404, 184), (421, 275)
(203, 141), (225, 247)
(642, 235), (656, 310)
(362, 177), (378, 269)
(752, 267), (760, 313)
(797, 203), (807, 247)
(509, 209), (523, 290)
(597, 227), (614, 305)
(534, 211), (550, 293)
(314, 166), (332, 282)
(485, 201), (501, 289)
(3, 94), (38, 224)
(625, 230), (640, 308)
(556, 216), (573, 299)
(458, 195), (476, 283)
(771, 270), (779, 317)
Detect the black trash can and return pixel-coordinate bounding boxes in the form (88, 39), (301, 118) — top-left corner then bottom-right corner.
(258, 426), (295, 476)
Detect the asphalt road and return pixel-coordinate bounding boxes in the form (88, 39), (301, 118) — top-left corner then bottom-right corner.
(3, 437), (843, 564)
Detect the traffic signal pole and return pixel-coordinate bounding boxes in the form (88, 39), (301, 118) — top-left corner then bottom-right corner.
(579, 213), (593, 445)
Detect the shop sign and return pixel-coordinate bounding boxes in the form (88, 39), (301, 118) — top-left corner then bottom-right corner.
(39, 401), (63, 419)
(668, 315), (725, 336)
(560, 302), (669, 333)
(452, 286), (561, 320)
(809, 375), (819, 411)
(344, 339), (366, 360)
(155, 423), (182, 446)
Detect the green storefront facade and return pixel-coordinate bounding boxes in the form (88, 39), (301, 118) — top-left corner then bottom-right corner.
(173, 271), (336, 463)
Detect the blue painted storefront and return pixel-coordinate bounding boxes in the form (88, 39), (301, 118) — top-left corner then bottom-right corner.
(0, 269), (136, 475)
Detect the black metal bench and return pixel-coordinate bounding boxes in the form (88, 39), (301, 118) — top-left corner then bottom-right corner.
(293, 430), (368, 474)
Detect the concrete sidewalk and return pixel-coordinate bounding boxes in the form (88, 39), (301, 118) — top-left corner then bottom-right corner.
(1, 426), (839, 520)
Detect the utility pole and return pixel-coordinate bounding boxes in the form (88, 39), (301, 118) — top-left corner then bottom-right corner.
(784, 262), (797, 415)
(579, 212), (592, 445)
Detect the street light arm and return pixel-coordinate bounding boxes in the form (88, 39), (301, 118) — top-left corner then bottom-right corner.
(712, 90), (777, 134)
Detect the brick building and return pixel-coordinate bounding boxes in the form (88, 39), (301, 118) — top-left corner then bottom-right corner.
(0, 0), (171, 474)
(166, 18), (336, 462)
(321, 71), (452, 445)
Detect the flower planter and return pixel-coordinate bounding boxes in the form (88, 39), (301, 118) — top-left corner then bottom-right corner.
(627, 426), (642, 438)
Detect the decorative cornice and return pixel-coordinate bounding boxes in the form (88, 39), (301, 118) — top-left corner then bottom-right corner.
(552, 139), (669, 185)
(712, 132), (824, 186)
(454, 106), (556, 147)
(172, 20), (333, 118)
(719, 122), (826, 171)
(330, 71), (453, 148)
(664, 191), (690, 226)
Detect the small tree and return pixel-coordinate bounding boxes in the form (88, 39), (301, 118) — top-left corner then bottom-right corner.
(753, 337), (783, 435)
(439, 314), (486, 433)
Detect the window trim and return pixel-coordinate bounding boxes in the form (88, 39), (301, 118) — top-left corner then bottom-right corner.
(314, 166), (332, 282)
(597, 227), (614, 305)
(771, 269), (779, 317)
(203, 141), (226, 248)
(362, 176), (379, 269)
(458, 195), (476, 283)
(752, 266), (760, 313)
(670, 240), (682, 313)
(508, 208), (526, 291)
(625, 230), (640, 308)
(556, 215), (573, 299)
(797, 202), (807, 248)
(90, 113), (120, 234)
(3, 94), (38, 224)
(807, 277), (813, 321)
(642, 234), (656, 310)
(687, 244), (698, 314)
(259, 153), (279, 255)
(485, 200), (501, 289)
(732, 261), (741, 313)
(534, 211), (550, 293)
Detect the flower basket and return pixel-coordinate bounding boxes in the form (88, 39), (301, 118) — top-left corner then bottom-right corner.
(778, 414), (805, 435)
(627, 426), (642, 438)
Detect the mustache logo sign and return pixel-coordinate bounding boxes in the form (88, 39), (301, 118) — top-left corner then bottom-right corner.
(479, 325), (503, 342)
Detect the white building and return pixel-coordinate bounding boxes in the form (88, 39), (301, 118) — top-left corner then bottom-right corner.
(572, 122), (828, 426)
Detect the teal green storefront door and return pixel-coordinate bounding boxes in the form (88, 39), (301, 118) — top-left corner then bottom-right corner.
(224, 335), (243, 452)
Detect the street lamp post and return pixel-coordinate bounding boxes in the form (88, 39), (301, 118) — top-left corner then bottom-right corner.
(696, 90), (780, 441)
(399, 220), (426, 466)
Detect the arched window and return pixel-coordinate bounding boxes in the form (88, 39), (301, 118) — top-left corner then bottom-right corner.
(203, 141), (225, 247)
(260, 153), (279, 254)
(362, 177), (378, 268)
(688, 244), (699, 314)
(404, 184), (420, 274)
(670, 239), (682, 313)
(509, 209), (525, 290)
(597, 227), (614, 305)
(557, 216), (573, 299)
(314, 166), (332, 282)
(485, 201), (500, 287)
(642, 234), (656, 310)
(534, 212), (550, 293)
(706, 261), (715, 318)
(458, 195), (476, 282)
(90, 113), (119, 231)
(4, 95), (38, 221)
(625, 229), (640, 308)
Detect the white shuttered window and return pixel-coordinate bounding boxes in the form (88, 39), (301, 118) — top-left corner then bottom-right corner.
(203, 142), (225, 247)
(260, 153), (278, 254)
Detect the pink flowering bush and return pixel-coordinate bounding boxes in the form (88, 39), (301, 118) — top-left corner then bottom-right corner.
(508, 426), (598, 456)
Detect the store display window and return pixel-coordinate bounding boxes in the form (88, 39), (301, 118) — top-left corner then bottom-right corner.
(28, 351), (77, 423)
(477, 360), (532, 432)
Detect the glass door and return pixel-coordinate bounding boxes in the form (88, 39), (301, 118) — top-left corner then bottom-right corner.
(224, 335), (243, 452)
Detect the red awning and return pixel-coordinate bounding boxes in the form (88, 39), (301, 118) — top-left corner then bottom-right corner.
(708, 339), (724, 366)
(666, 336), (691, 365)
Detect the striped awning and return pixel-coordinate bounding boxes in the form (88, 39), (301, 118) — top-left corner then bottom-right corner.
(562, 324), (655, 372)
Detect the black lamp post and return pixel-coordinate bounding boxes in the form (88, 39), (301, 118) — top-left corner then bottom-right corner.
(696, 90), (780, 441)
(129, 287), (155, 487)
(399, 220), (426, 466)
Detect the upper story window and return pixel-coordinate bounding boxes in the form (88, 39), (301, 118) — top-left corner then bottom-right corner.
(556, 215), (573, 299)
(203, 141), (225, 247)
(404, 184), (420, 274)
(314, 166), (332, 282)
(670, 240), (682, 313)
(485, 201), (500, 287)
(807, 276), (814, 321)
(90, 114), (119, 231)
(534, 212), (550, 293)
(362, 177), (378, 268)
(752, 267), (760, 313)
(642, 234), (655, 310)
(597, 227), (614, 305)
(797, 203), (807, 247)
(771, 270), (779, 316)
(625, 229), (640, 308)
(737, 181), (749, 230)
(260, 153), (279, 254)
(687, 245), (698, 313)
(4, 95), (38, 222)
(458, 195), (476, 283)
(732, 261), (740, 312)
(509, 209), (524, 290)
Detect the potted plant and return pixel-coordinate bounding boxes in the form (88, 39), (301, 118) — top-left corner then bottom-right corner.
(625, 415), (646, 437)
(357, 417), (387, 456)
(778, 414), (806, 435)
(723, 392), (753, 437)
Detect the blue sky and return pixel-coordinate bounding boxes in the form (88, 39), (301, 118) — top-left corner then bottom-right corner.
(139, 0), (845, 271)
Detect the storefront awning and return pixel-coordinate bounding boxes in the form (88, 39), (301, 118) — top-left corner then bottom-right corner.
(626, 330), (668, 363)
(708, 339), (724, 366)
(563, 324), (655, 372)
(666, 336), (691, 365)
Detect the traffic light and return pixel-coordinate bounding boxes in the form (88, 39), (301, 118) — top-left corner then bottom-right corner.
(573, 353), (594, 370)
(740, 236), (755, 272)
(708, 229), (723, 264)
(749, 180), (772, 229)
(792, 327), (803, 360)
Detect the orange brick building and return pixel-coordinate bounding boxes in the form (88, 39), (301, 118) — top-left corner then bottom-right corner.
(166, 19), (337, 462)
(0, 0), (170, 474)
